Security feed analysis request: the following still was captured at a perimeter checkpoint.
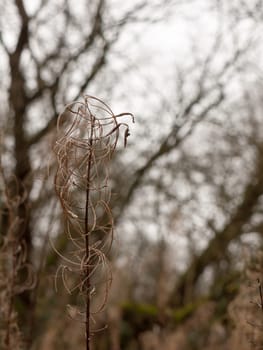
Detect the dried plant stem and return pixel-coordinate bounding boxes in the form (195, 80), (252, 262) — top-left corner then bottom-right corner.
(85, 117), (94, 350)
(53, 95), (134, 347)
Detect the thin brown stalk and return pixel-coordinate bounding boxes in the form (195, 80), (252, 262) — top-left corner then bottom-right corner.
(84, 113), (94, 350)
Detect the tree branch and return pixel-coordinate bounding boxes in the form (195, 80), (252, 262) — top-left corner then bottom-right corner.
(14, 0), (29, 55)
(171, 146), (263, 306)
(28, 0), (105, 103)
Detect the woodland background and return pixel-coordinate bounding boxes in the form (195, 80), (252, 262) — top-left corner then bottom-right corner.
(1, 0), (263, 349)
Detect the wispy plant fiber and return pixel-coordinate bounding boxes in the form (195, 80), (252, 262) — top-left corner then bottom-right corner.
(53, 95), (134, 349)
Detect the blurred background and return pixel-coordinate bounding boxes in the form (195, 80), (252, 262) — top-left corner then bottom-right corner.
(1, 0), (263, 349)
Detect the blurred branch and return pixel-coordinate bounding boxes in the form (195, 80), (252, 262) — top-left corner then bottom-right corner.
(32, 0), (49, 18)
(27, 0), (187, 147)
(27, 38), (110, 146)
(115, 29), (254, 220)
(74, 39), (109, 100)
(120, 85), (225, 216)
(13, 0), (30, 55)
(28, 0), (105, 103)
(0, 33), (9, 54)
(171, 145), (263, 306)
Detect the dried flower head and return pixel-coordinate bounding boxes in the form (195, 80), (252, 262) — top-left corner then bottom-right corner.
(53, 95), (134, 348)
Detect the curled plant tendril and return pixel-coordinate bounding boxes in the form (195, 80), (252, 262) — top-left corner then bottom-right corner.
(53, 95), (134, 347)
